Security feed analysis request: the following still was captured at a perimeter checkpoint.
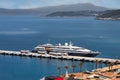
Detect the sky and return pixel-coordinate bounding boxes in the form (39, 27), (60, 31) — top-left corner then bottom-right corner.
(0, 0), (120, 9)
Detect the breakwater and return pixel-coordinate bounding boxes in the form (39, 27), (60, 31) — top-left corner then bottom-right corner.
(0, 50), (120, 64)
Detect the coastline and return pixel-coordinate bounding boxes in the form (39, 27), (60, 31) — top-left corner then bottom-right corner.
(62, 64), (120, 80)
(96, 17), (120, 20)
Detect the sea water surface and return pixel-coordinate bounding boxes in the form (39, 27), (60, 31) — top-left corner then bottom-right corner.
(0, 16), (120, 80)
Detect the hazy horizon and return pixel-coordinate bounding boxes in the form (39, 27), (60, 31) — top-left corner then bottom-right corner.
(0, 0), (120, 9)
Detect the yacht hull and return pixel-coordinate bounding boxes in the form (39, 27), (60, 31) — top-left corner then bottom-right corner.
(68, 52), (99, 57)
(33, 42), (100, 57)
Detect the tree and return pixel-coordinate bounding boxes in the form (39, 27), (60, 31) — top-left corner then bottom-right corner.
(64, 65), (69, 78)
(108, 63), (111, 71)
(110, 62), (114, 72)
(105, 61), (111, 71)
(71, 65), (76, 73)
(95, 60), (99, 69)
(79, 62), (84, 72)
(57, 66), (61, 76)
(114, 60), (119, 65)
(108, 62), (115, 72)
(99, 60), (103, 68)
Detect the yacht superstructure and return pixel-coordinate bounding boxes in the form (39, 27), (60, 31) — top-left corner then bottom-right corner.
(32, 42), (100, 57)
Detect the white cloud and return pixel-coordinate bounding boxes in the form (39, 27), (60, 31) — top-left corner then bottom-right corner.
(0, 0), (119, 9)
(17, 0), (97, 9)
(18, 3), (40, 9)
(0, 1), (15, 8)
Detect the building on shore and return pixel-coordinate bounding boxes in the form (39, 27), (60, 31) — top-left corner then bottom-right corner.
(61, 64), (120, 80)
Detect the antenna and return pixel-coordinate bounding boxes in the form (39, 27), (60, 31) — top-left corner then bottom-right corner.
(69, 41), (73, 50)
(48, 39), (50, 43)
(69, 41), (73, 46)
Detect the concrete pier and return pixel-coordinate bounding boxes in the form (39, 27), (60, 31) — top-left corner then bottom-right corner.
(0, 50), (120, 64)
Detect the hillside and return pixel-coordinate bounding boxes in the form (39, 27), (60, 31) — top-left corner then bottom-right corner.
(96, 9), (120, 20)
(46, 11), (101, 17)
(0, 8), (42, 15)
(0, 3), (109, 16)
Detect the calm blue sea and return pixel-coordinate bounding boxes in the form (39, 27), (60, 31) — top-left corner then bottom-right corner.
(0, 15), (120, 80)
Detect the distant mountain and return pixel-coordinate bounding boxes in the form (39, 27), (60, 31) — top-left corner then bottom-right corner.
(46, 11), (101, 17)
(96, 9), (120, 20)
(0, 3), (110, 16)
(0, 8), (42, 15)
